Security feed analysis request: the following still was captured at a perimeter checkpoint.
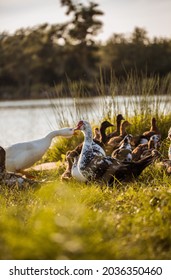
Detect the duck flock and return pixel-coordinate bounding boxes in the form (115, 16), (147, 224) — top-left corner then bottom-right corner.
(0, 115), (171, 188)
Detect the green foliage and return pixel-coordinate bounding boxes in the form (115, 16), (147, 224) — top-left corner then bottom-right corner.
(1, 1), (171, 99)
(101, 28), (171, 78)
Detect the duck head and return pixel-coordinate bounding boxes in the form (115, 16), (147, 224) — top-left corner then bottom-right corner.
(150, 134), (160, 142)
(117, 114), (125, 121)
(148, 134), (161, 149)
(124, 134), (133, 143)
(74, 120), (89, 131)
(100, 120), (114, 129)
(152, 117), (156, 125)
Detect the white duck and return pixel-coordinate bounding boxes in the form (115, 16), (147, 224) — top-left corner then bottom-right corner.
(0, 146), (39, 188)
(70, 121), (105, 182)
(73, 120), (119, 183)
(5, 127), (74, 173)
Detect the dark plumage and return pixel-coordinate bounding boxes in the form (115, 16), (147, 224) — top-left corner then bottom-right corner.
(99, 120), (114, 144)
(131, 135), (148, 147)
(132, 134), (161, 161)
(112, 150), (160, 183)
(131, 118), (161, 147)
(74, 120), (160, 186)
(112, 134), (133, 162)
(107, 114), (125, 138)
(132, 143), (148, 161)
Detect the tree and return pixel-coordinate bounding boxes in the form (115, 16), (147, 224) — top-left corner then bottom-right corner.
(60, 0), (103, 80)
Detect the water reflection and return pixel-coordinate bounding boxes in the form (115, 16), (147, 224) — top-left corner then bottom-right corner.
(0, 95), (170, 147)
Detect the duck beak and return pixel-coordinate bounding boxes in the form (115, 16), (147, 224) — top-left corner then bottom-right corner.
(74, 123), (82, 131)
(74, 126), (79, 131)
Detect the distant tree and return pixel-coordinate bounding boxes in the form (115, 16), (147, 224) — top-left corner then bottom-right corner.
(1, 0), (171, 100)
(100, 27), (171, 78)
(60, 0), (103, 80)
(131, 27), (149, 45)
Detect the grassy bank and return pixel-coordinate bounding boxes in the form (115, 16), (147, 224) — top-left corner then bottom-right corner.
(0, 77), (171, 260)
(0, 166), (171, 260)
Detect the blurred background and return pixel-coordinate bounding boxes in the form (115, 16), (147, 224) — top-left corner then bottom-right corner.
(0, 0), (171, 100)
(0, 0), (171, 146)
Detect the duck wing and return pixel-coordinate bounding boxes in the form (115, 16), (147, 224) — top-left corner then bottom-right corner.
(112, 148), (132, 162)
(81, 155), (120, 183)
(114, 150), (160, 183)
(83, 150), (160, 186)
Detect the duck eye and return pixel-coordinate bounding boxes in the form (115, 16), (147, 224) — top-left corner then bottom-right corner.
(79, 120), (84, 126)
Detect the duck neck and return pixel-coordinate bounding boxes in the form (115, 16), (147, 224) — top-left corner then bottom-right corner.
(120, 125), (127, 136)
(45, 129), (64, 141)
(66, 158), (73, 172)
(100, 126), (107, 143)
(79, 126), (93, 170)
(82, 127), (93, 149)
(116, 118), (122, 133)
(151, 119), (158, 132)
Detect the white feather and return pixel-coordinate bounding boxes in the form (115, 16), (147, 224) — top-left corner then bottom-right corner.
(5, 128), (74, 172)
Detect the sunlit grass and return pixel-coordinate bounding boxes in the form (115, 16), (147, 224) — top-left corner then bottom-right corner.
(0, 74), (171, 260)
(0, 168), (171, 260)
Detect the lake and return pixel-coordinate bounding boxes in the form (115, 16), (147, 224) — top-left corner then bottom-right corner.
(0, 95), (170, 147)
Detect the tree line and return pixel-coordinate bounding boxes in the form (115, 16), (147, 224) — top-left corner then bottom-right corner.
(0, 0), (171, 99)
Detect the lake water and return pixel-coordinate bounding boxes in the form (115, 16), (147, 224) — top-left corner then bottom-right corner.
(0, 95), (170, 147)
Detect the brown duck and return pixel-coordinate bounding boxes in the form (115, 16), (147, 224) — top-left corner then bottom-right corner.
(112, 134), (133, 162)
(143, 117), (161, 140)
(132, 134), (161, 161)
(107, 114), (125, 138)
(132, 143), (148, 161)
(105, 120), (132, 155)
(100, 120), (114, 144)
(93, 127), (101, 141)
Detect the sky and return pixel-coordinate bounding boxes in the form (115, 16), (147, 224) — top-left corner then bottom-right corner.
(0, 0), (171, 41)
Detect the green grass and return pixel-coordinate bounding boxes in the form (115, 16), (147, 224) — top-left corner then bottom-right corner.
(0, 166), (171, 260)
(0, 75), (171, 260)
(0, 129), (171, 260)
